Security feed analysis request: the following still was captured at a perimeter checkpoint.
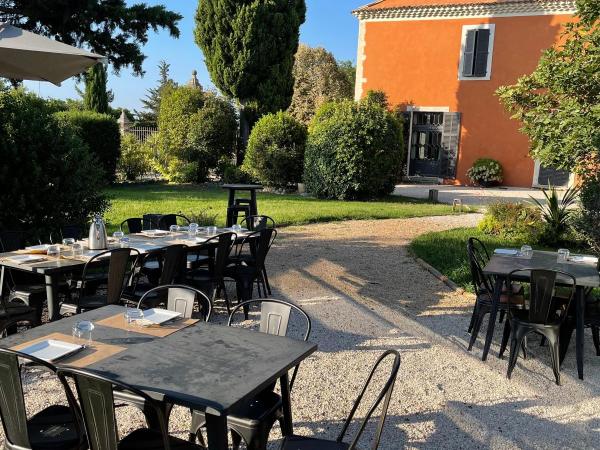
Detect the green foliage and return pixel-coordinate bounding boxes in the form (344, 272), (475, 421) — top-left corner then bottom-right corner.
(337, 60), (356, 90)
(220, 160), (256, 184)
(497, 0), (600, 175)
(304, 96), (404, 200)
(1, 1), (181, 76)
(363, 90), (389, 109)
(466, 158), (503, 186)
(0, 89), (107, 233)
(288, 44), (354, 124)
(54, 109), (121, 183)
(83, 64), (109, 113)
(186, 208), (218, 226)
(573, 175), (600, 253)
(478, 202), (544, 242)
(117, 133), (152, 182)
(194, 0), (306, 116)
(242, 112), (307, 188)
(136, 60), (178, 124)
(155, 87), (236, 182)
(531, 184), (580, 245)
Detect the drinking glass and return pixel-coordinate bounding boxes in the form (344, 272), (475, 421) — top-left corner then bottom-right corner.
(62, 238), (75, 257)
(72, 320), (95, 348)
(231, 224), (242, 232)
(47, 244), (60, 259)
(124, 307), (144, 340)
(520, 245), (533, 259)
(557, 248), (570, 263)
(72, 243), (83, 258)
(113, 231), (124, 240)
(188, 223), (199, 239)
(169, 225), (179, 234)
(119, 237), (130, 248)
(207, 226), (218, 236)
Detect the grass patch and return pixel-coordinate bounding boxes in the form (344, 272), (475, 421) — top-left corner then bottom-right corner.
(104, 183), (462, 232)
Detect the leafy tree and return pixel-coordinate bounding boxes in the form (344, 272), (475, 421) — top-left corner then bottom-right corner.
(117, 133), (152, 182)
(194, 0), (306, 148)
(0, 0), (181, 76)
(83, 64), (109, 114)
(288, 44), (354, 124)
(497, 0), (600, 175)
(136, 60), (177, 124)
(337, 60), (356, 91)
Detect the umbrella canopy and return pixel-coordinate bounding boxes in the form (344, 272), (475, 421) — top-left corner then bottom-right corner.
(0, 23), (105, 86)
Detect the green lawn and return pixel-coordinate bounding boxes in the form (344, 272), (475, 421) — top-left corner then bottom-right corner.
(104, 183), (462, 232)
(410, 227), (531, 292)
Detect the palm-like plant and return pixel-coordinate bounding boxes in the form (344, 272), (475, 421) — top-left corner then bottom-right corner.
(531, 183), (580, 245)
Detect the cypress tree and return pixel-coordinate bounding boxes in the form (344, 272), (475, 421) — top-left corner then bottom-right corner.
(83, 64), (109, 114)
(194, 0), (306, 152)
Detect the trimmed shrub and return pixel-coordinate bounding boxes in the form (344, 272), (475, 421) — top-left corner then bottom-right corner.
(242, 112), (307, 188)
(117, 133), (152, 182)
(0, 90), (107, 234)
(478, 202), (544, 242)
(574, 175), (600, 253)
(54, 110), (120, 183)
(467, 158), (503, 187)
(304, 97), (404, 199)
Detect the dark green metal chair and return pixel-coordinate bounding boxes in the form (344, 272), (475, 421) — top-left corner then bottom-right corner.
(57, 366), (204, 450)
(0, 348), (85, 450)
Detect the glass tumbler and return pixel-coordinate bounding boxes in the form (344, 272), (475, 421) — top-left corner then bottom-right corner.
(557, 248), (570, 263)
(72, 320), (95, 348)
(520, 245), (533, 259)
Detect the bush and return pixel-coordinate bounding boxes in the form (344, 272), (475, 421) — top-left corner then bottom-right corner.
(574, 175), (600, 253)
(304, 97), (404, 200)
(531, 184), (580, 246)
(54, 110), (120, 183)
(219, 160), (256, 184)
(117, 133), (152, 182)
(155, 87), (236, 182)
(242, 112), (307, 189)
(467, 158), (503, 187)
(478, 202), (544, 242)
(0, 90), (107, 235)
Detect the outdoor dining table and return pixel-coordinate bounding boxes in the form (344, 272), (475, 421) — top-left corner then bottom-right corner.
(0, 305), (317, 449)
(0, 229), (253, 321)
(482, 249), (600, 379)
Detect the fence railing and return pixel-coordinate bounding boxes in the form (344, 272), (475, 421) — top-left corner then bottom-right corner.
(125, 126), (157, 142)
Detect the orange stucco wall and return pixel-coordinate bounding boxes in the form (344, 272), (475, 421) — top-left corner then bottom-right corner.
(360, 14), (574, 187)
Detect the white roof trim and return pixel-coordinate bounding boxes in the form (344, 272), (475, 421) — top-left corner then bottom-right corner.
(353, 1), (577, 21)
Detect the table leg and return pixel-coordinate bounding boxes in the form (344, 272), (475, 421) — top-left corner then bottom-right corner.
(482, 277), (503, 361)
(576, 286), (585, 380)
(279, 372), (293, 436)
(205, 413), (228, 450)
(250, 190), (258, 216)
(45, 274), (60, 321)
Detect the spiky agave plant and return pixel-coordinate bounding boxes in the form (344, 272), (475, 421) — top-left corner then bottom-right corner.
(530, 183), (580, 245)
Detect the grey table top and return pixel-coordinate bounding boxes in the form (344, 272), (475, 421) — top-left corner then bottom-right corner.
(1, 305), (317, 416)
(483, 250), (600, 288)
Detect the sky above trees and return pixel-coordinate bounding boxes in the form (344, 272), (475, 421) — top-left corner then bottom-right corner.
(23, 0), (366, 111)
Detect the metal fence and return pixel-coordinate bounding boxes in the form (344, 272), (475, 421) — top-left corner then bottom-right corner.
(126, 126), (157, 142)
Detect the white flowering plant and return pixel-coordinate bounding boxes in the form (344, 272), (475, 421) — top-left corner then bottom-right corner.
(467, 158), (503, 187)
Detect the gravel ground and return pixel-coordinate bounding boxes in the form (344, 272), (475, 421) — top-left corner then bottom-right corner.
(8, 213), (600, 449)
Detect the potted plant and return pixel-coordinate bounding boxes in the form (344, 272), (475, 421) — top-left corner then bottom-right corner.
(467, 158), (503, 187)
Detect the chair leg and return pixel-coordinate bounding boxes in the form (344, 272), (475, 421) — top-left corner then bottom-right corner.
(592, 326), (600, 356)
(507, 327), (528, 380)
(468, 307), (485, 351)
(499, 320), (511, 359)
(468, 302), (478, 334)
(263, 267), (272, 295)
(499, 309), (506, 324)
(222, 282), (231, 316)
(521, 336), (528, 360)
(540, 335), (546, 347)
(545, 332), (562, 385)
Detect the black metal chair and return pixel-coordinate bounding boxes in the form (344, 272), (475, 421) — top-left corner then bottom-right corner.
(280, 350), (401, 450)
(119, 217), (159, 234)
(136, 284), (212, 321)
(187, 233), (236, 314)
(189, 299), (311, 449)
(238, 216), (276, 295)
(500, 268), (576, 385)
(60, 248), (140, 315)
(56, 366), (204, 450)
(0, 348), (85, 450)
(123, 244), (188, 306)
(157, 213), (191, 230)
(225, 229), (277, 312)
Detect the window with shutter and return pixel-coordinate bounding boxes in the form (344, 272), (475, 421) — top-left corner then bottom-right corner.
(440, 112), (461, 179)
(459, 25), (495, 80)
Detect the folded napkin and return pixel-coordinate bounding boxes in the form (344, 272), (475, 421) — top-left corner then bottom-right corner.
(7, 254), (47, 264)
(568, 255), (599, 264)
(494, 248), (519, 256)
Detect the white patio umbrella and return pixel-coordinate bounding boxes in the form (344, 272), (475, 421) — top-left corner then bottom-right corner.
(0, 22), (105, 86)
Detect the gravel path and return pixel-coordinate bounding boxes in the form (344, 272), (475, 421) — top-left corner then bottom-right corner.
(8, 213), (600, 449)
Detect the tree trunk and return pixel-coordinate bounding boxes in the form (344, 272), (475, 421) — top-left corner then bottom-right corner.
(238, 105), (250, 166)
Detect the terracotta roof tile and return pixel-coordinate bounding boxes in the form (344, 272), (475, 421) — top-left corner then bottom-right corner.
(360, 0), (546, 10)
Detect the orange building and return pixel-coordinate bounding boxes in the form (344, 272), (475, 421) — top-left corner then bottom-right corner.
(353, 0), (577, 187)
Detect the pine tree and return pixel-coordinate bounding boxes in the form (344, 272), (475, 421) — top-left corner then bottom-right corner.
(194, 0), (306, 152)
(83, 64), (109, 114)
(136, 60), (177, 124)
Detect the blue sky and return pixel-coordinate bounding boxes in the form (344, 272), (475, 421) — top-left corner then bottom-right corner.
(24, 0), (367, 112)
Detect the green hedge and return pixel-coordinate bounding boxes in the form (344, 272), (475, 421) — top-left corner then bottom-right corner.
(242, 111), (307, 189)
(303, 97), (404, 199)
(55, 110), (120, 183)
(0, 90), (107, 234)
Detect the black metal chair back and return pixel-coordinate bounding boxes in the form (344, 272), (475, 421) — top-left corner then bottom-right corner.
(508, 268), (576, 325)
(199, 232), (236, 280)
(236, 228), (277, 275)
(0, 348), (82, 449)
(467, 238), (494, 296)
(57, 367), (171, 450)
(137, 284), (212, 321)
(120, 218), (143, 234)
(80, 248), (140, 305)
(158, 244), (188, 285)
(228, 299), (311, 388)
(241, 215), (276, 231)
(337, 350), (401, 450)
(158, 214), (190, 230)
